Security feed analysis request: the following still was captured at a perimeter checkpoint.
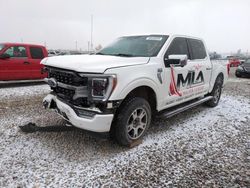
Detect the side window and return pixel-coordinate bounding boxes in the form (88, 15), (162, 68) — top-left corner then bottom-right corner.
(165, 37), (189, 58)
(30, 47), (44, 59)
(188, 39), (207, 60)
(4, 46), (27, 58)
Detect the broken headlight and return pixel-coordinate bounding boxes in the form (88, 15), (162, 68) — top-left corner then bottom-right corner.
(79, 74), (117, 101)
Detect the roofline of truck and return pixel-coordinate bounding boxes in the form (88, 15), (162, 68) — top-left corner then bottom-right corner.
(119, 33), (204, 41)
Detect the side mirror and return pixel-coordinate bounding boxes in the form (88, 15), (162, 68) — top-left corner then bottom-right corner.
(164, 54), (188, 67)
(0, 53), (10, 59)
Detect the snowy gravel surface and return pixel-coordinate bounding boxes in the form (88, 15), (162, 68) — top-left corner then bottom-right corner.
(0, 71), (250, 187)
(0, 84), (50, 101)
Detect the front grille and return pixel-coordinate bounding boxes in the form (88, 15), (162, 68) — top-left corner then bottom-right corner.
(46, 67), (89, 107)
(55, 87), (75, 99)
(48, 68), (88, 86)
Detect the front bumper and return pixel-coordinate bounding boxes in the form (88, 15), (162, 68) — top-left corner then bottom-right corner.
(43, 94), (114, 132)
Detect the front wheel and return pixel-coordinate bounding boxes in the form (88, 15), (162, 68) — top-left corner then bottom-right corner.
(235, 73), (241, 78)
(114, 97), (151, 146)
(205, 76), (223, 107)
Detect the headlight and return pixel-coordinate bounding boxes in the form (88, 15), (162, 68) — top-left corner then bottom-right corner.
(92, 78), (108, 97)
(78, 73), (117, 101)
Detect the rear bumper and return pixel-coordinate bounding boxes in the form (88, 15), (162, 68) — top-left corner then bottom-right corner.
(43, 94), (114, 132)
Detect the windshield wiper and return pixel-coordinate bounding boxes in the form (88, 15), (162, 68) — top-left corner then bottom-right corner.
(95, 52), (105, 55)
(96, 52), (135, 57)
(112, 53), (135, 57)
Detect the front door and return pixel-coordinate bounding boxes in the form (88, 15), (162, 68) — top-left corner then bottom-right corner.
(0, 45), (33, 81)
(161, 37), (209, 109)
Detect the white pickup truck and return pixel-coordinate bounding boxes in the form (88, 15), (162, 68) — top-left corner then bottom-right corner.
(42, 34), (229, 146)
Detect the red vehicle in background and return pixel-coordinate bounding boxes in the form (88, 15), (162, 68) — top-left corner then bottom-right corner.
(227, 57), (241, 67)
(0, 43), (48, 81)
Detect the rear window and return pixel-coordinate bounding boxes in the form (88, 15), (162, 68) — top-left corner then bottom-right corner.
(188, 39), (207, 60)
(30, 47), (44, 59)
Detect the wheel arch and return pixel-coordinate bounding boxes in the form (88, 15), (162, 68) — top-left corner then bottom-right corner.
(110, 78), (160, 111)
(209, 71), (225, 93)
(217, 72), (224, 83)
(123, 85), (157, 113)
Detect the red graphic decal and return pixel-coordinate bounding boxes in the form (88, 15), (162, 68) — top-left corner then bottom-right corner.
(169, 66), (182, 96)
(193, 64), (202, 71)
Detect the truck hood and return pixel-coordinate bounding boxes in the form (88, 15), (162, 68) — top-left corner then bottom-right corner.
(41, 54), (150, 73)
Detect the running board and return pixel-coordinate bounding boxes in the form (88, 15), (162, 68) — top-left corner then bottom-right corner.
(158, 96), (213, 119)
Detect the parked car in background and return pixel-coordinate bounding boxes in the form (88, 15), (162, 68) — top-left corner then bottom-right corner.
(0, 43), (48, 81)
(235, 59), (250, 78)
(228, 58), (241, 67)
(48, 50), (61, 57)
(209, 52), (222, 60)
(240, 59), (245, 64)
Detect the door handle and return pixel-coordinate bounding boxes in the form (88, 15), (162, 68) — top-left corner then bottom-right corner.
(23, 61), (30, 64)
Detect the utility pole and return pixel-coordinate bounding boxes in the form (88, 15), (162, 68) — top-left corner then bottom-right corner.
(75, 41), (78, 51)
(88, 41), (90, 53)
(91, 15), (93, 51)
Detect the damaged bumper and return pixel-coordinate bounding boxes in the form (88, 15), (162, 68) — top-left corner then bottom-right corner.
(43, 94), (114, 132)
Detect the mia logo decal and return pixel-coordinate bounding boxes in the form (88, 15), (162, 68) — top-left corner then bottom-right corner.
(169, 66), (204, 96)
(177, 70), (204, 89)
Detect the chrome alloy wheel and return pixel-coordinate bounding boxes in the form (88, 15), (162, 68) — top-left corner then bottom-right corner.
(127, 108), (148, 140)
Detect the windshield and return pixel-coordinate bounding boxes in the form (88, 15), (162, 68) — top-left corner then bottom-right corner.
(0, 44), (5, 51)
(98, 35), (168, 57)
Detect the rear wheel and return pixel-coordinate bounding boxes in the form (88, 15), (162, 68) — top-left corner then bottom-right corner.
(205, 76), (223, 107)
(114, 97), (151, 146)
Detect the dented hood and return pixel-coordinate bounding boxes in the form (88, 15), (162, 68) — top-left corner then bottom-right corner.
(41, 54), (150, 73)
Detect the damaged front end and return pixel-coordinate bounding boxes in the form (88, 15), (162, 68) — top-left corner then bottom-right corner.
(42, 66), (120, 132)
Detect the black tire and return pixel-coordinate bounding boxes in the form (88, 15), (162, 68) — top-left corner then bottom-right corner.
(113, 97), (151, 146)
(205, 76), (223, 107)
(235, 73), (241, 78)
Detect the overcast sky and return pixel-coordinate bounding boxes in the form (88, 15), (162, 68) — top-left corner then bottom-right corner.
(1, 0), (250, 53)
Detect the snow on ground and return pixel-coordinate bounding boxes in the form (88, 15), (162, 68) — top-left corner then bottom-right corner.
(0, 75), (249, 187)
(0, 91), (249, 187)
(228, 77), (250, 84)
(0, 84), (50, 101)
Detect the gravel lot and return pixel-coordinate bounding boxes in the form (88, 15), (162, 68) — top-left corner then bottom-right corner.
(0, 68), (249, 187)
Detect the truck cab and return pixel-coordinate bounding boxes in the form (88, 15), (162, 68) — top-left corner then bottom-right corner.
(42, 34), (229, 146)
(0, 43), (48, 81)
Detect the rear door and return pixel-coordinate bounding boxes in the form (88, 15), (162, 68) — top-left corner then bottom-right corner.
(187, 38), (212, 94)
(0, 45), (33, 81)
(28, 46), (46, 79)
